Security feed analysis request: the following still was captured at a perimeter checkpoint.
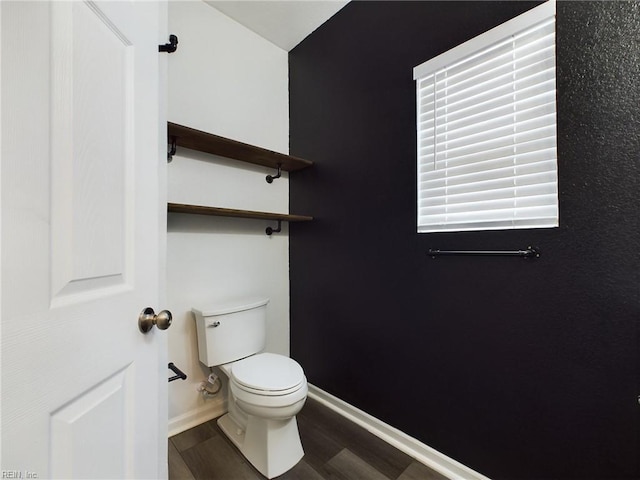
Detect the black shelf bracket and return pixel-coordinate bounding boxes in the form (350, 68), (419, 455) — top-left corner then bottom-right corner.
(167, 136), (177, 163)
(159, 34), (179, 53)
(266, 220), (282, 236)
(428, 246), (541, 259)
(266, 163), (282, 183)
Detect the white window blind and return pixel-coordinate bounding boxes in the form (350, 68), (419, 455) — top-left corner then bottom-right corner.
(413, 1), (558, 233)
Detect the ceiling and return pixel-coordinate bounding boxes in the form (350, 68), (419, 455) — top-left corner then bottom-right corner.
(205, 1), (349, 51)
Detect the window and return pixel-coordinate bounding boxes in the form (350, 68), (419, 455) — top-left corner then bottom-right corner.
(414, 1), (558, 233)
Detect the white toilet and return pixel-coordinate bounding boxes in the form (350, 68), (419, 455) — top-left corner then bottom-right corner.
(193, 299), (307, 479)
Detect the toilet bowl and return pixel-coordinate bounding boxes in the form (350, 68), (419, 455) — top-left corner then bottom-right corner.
(218, 353), (307, 479)
(192, 300), (308, 479)
(229, 353), (308, 419)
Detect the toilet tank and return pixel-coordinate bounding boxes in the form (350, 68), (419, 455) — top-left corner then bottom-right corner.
(192, 298), (269, 367)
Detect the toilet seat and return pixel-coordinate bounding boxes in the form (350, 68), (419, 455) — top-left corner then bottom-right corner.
(231, 352), (305, 396)
(233, 379), (305, 397)
(231, 378), (308, 410)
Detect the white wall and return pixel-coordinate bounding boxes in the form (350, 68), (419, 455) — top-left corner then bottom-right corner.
(166, 0), (289, 435)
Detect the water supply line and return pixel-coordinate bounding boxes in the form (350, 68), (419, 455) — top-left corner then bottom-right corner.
(198, 368), (222, 399)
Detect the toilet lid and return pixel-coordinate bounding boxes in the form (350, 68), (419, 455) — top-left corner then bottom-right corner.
(231, 352), (304, 392)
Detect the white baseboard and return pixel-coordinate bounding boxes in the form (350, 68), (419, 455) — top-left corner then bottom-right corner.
(168, 400), (227, 438)
(307, 384), (490, 480)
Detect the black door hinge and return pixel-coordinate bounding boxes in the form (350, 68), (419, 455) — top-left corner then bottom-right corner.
(159, 34), (178, 53)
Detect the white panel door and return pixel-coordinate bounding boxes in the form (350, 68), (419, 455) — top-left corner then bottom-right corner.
(1, 1), (167, 478)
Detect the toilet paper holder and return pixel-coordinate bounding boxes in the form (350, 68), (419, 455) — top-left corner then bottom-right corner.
(168, 362), (187, 382)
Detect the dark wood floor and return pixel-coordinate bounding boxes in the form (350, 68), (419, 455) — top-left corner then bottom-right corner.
(169, 397), (448, 480)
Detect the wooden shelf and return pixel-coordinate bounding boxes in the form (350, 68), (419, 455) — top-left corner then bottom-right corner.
(167, 203), (313, 223)
(168, 122), (313, 172)
(166, 124), (314, 234)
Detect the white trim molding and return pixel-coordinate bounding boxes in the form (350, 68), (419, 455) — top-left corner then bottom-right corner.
(307, 384), (491, 480)
(168, 400), (227, 438)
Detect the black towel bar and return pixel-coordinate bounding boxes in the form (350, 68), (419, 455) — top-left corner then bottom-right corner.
(428, 246), (540, 259)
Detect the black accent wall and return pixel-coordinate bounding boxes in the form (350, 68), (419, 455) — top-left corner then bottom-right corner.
(289, 2), (640, 478)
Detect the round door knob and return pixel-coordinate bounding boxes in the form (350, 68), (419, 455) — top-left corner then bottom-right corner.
(138, 307), (173, 334)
